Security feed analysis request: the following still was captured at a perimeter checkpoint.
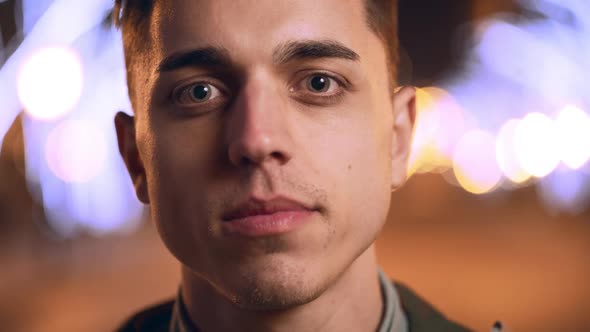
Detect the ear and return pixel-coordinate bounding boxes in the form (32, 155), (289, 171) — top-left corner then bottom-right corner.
(114, 112), (150, 204)
(391, 86), (417, 191)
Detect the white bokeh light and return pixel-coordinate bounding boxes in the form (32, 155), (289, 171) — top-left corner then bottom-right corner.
(555, 105), (590, 170)
(453, 130), (503, 194)
(496, 119), (531, 184)
(514, 113), (560, 178)
(45, 119), (108, 183)
(17, 46), (84, 120)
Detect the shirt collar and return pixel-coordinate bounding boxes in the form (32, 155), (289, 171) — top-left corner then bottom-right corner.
(378, 268), (409, 332)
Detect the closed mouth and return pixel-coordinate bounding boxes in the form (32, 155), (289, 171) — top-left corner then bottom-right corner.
(222, 197), (314, 222)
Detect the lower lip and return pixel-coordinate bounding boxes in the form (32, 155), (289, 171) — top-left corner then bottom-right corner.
(221, 210), (314, 237)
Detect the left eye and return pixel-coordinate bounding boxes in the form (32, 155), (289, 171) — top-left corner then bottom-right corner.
(174, 82), (223, 105)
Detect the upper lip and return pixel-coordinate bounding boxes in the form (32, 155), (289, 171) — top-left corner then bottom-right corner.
(222, 196), (314, 221)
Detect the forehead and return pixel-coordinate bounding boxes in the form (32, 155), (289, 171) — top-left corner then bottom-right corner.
(149, 0), (379, 65)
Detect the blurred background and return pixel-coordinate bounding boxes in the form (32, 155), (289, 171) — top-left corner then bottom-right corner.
(1, 0), (589, 331)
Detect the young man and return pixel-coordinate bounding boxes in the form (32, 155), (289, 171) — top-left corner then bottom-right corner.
(113, 0), (472, 331)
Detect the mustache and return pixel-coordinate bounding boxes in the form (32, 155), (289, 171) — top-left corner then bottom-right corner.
(208, 169), (329, 218)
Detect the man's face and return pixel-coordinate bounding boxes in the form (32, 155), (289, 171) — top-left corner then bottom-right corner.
(117, 0), (414, 310)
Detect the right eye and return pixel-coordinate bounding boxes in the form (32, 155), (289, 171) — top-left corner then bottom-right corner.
(172, 82), (224, 106)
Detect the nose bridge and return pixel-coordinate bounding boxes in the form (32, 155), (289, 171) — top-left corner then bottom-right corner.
(226, 71), (293, 167)
(242, 72), (281, 127)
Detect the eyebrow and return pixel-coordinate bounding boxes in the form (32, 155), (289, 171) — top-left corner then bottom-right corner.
(273, 40), (360, 64)
(157, 47), (232, 72)
(156, 40), (360, 73)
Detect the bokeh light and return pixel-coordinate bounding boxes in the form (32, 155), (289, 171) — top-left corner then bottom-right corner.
(17, 46), (84, 121)
(555, 105), (590, 170)
(408, 87), (455, 176)
(45, 119), (108, 183)
(408, 88), (442, 174)
(431, 91), (471, 157)
(514, 113), (560, 178)
(453, 130), (503, 194)
(496, 119), (531, 184)
(538, 167), (590, 216)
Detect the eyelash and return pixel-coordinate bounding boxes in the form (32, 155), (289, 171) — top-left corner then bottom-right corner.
(169, 71), (350, 111)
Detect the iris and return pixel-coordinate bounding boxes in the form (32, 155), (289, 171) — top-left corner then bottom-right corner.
(308, 75), (329, 92)
(191, 84), (211, 101)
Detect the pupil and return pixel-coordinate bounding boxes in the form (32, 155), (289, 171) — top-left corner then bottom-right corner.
(310, 76), (328, 92)
(192, 85), (210, 100)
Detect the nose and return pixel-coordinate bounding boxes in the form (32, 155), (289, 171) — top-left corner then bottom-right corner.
(226, 75), (294, 168)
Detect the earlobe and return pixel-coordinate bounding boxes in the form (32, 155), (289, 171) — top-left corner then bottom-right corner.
(390, 86), (417, 191)
(114, 112), (150, 204)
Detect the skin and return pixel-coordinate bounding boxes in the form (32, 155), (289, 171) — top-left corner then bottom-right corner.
(115, 0), (416, 331)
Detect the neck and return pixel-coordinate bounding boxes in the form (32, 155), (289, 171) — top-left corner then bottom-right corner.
(181, 245), (383, 332)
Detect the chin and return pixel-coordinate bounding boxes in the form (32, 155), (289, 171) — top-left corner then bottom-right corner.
(216, 255), (326, 311)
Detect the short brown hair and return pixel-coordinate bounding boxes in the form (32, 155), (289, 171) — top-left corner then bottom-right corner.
(113, 0), (399, 100)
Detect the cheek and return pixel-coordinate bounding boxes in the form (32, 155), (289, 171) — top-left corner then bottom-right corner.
(147, 134), (199, 204)
(147, 117), (225, 188)
(149, 127), (230, 231)
(310, 115), (392, 234)
(138, 121), (223, 259)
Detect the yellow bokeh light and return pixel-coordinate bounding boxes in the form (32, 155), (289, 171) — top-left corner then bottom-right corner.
(415, 87), (448, 112)
(17, 46), (84, 121)
(496, 119), (531, 183)
(45, 120), (108, 183)
(408, 87), (455, 177)
(453, 130), (503, 194)
(555, 105), (590, 170)
(514, 112), (560, 178)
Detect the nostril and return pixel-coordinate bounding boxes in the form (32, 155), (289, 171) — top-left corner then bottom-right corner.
(235, 151), (288, 168)
(270, 151), (284, 162)
(239, 156), (254, 167)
